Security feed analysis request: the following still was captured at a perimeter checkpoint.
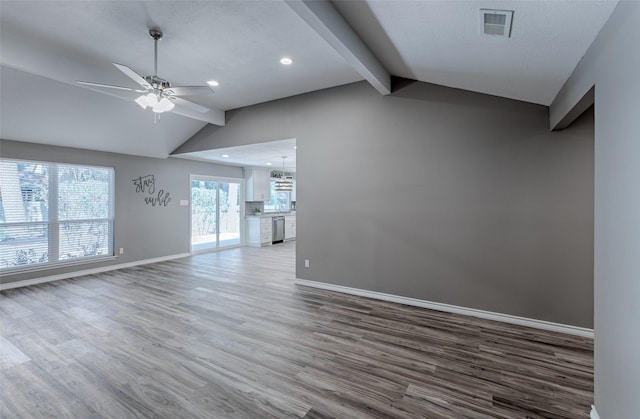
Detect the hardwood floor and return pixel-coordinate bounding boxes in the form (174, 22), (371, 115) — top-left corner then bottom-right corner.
(1, 242), (593, 418)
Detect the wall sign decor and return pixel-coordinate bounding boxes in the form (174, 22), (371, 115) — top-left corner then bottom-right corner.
(132, 174), (172, 207)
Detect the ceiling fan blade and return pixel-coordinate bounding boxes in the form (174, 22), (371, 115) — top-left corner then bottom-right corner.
(170, 104), (225, 126)
(113, 63), (152, 89)
(72, 83), (143, 102)
(76, 80), (145, 92)
(165, 86), (215, 96)
(170, 97), (210, 113)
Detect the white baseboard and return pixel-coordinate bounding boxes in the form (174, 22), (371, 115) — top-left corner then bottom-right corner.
(590, 405), (600, 419)
(0, 253), (191, 291)
(294, 279), (594, 338)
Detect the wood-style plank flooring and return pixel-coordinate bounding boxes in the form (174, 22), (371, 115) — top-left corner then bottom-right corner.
(1, 242), (593, 418)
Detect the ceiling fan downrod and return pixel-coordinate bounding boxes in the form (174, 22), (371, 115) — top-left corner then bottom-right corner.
(144, 29), (170, 90)
(149, 28), (163, 77)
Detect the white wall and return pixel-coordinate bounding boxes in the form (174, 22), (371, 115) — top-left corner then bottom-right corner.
(551, 2), (640, 417)
(0, 140), (243, 286)
(176, 80), (595, 328)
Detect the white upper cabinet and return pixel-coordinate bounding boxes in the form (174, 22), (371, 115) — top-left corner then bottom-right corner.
(245, 167), (271, 201)
(291, 179), (297, 202)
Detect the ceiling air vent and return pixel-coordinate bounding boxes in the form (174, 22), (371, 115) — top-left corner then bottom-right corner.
(479, 9), (514, 38)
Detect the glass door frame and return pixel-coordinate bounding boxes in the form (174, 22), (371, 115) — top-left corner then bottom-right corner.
(189, 174), (244, 253)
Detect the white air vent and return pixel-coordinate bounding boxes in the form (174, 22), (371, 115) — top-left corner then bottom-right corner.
(479, 9), (514, 38)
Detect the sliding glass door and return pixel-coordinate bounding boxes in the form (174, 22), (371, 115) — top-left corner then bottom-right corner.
(218, 181), (241, 247)
(191, 176), (241, 251)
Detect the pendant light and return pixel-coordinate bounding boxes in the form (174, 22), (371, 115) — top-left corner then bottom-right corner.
(275, 156), (294, 192)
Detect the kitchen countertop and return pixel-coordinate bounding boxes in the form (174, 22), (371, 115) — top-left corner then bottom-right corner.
(246, 212), (296, 218)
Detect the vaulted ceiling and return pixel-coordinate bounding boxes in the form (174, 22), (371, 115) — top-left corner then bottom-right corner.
(0, 1), (618, 159)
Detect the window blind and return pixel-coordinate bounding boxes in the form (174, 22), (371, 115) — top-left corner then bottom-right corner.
(0, 159), (114, 272)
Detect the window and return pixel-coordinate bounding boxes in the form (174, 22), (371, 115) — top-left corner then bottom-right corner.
(0, 159), (114, 272)
(263, 179), (290, 212)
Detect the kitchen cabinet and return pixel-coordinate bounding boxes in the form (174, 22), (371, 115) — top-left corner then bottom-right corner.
(245, 167), (271, 201)
(291, 179), (296, 202)
(284, 215), (296, 241)
(246, 217), (273, 247)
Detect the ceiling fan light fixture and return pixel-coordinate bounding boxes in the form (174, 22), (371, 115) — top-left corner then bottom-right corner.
(152, 97), (174, 113)
(164, 99), (175, 112)
(135, 95), (149, 109)
(145, 92), (158, 107)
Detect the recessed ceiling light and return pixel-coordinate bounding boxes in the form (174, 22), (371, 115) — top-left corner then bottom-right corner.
(266, 162), (273, 166)
(207, 80), (219, 87)
(280, 57), (293, 65)
(293, 146), (297, 149)
(221, 154), (230, 158)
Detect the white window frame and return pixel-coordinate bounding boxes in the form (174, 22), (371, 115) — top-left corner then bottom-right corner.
(0, 158), (115, 274)
(264, 179), (291, 212)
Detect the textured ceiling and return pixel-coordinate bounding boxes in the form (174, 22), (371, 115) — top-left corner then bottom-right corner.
(335, 0), (618, 105)
(0, 0), (618, 162)
(0, 1), (361, 110)
(0, 0), (360, 158)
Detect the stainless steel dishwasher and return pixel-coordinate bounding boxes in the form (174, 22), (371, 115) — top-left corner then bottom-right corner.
(272, 216), (285, 243)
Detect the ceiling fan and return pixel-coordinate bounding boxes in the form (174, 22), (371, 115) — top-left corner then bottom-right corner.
(76, 28), (214, 122)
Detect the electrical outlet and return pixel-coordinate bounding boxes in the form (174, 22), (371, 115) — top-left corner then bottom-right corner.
(119, 248), (124, 255)
(304, 259), (310, 268)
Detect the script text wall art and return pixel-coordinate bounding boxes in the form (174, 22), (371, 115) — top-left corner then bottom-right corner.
(132, 174), (172, 207)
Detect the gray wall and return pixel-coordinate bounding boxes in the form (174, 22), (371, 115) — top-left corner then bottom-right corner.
(551, 2), (640, 418)
(0, 139), (243, 285)
(175, 80), (594, 328)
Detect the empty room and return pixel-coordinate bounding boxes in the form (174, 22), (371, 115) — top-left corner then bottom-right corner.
(1, 1), (638, 418)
